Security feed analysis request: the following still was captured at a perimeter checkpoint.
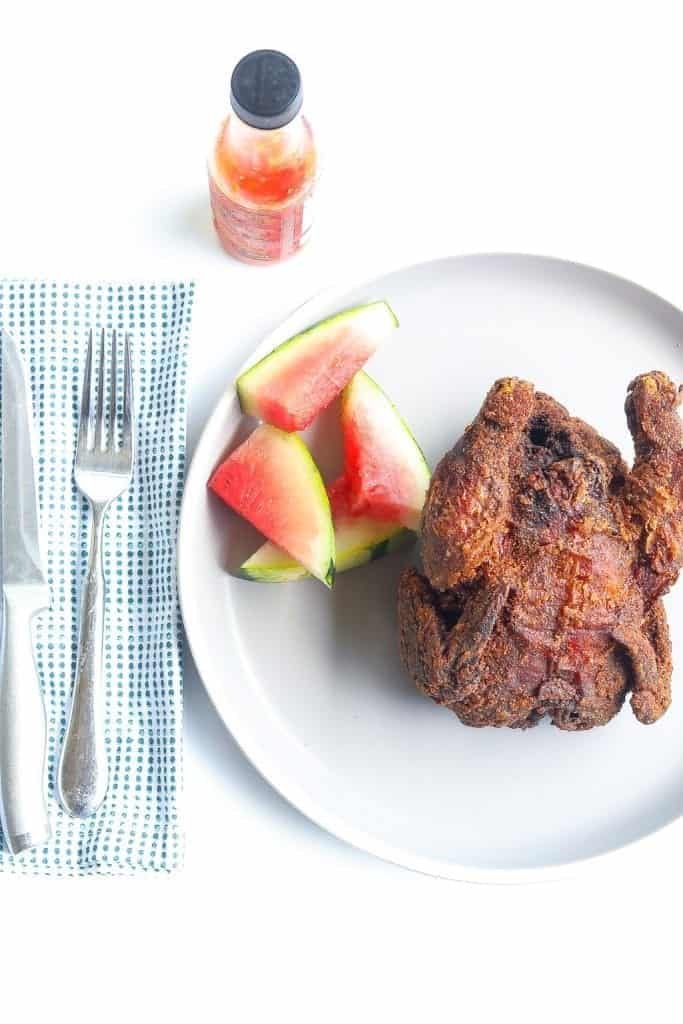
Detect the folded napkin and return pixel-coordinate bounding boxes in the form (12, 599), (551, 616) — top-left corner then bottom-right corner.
(0, 279), (194, 875)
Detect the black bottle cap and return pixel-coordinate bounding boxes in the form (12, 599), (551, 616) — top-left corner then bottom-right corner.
(230, 50), (303, 130)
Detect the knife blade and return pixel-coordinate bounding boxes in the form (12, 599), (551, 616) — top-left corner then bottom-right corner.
(0, 330), (51, 855)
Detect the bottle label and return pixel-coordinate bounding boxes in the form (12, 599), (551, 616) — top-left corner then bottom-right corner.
(209, 175), (314, 263)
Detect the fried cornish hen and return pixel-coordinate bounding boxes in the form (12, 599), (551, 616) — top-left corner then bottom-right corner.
(398, 373), (683, 730)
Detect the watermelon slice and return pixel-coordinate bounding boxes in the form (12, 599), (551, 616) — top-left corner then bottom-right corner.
(208, 425), (335, 587)
(342, 372), (430, 530)
(239, 477), (414, 582)
(236, 301), (398, 432)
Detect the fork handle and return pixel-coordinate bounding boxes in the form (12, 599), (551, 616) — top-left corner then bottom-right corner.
(58, 502), (109, 818)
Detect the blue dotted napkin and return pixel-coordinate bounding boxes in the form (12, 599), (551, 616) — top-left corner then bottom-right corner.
(0, 280), (194, 875)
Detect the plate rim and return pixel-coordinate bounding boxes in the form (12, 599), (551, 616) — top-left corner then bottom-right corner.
(179, 251), (683, 883)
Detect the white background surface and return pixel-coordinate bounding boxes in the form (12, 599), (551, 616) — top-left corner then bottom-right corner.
(0, 0), (681, 1019)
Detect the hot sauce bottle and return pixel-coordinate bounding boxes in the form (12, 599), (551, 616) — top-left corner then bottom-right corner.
(209, 50), (318, 264)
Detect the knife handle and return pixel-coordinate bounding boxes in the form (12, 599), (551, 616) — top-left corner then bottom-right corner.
(0, 586), (51, 856)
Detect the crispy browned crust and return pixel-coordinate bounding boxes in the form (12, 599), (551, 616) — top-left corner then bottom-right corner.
(399, 373), (683, 731)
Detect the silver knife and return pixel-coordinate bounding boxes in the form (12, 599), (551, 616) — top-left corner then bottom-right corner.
(0, 330), (51, 855)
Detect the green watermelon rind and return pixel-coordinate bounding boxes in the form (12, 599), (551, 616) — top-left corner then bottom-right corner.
(238, 518), (415, 583)
(236, 301), (399, 423)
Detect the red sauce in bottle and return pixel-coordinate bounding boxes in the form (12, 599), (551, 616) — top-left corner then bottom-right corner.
(208, 51), (318, 264)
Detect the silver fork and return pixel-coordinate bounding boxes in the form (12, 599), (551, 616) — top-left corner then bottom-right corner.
(57, 329), (134, 818)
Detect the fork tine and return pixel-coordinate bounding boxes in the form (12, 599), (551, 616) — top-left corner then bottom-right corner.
(122, 333), (133, 453)
(78, 329), (94, 452)
(110, 330), (118, 451)
(94, 328), (106, 450)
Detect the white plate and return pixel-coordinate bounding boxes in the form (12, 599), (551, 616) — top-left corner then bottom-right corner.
(179, 254), (683, 882)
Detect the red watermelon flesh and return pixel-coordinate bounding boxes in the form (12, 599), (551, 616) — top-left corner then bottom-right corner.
(236, 301), (398, 432)
(327, 475), (352, 519)
(341, 372), (431, 531)
(208, 424), (335, 587)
